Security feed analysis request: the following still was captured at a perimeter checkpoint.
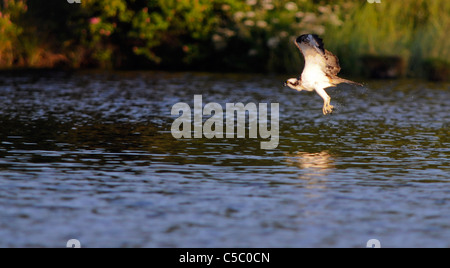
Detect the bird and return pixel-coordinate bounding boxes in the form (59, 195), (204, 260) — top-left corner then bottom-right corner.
(285, 34), (362, 115)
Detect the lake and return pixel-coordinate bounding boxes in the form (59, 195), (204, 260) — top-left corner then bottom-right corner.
(0, 70), (448, 247)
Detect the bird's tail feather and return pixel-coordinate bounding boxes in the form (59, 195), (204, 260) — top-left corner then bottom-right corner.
(330, 77), (363, 87)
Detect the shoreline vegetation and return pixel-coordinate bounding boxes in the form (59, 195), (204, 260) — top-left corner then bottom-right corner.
(0, 0), (449, 81)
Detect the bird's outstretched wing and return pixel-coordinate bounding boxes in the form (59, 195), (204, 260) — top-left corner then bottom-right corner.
(295, 34), (362, 86)
(295, 34), (341, 77)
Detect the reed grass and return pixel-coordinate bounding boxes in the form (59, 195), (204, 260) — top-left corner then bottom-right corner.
(323, 0), (450, 77)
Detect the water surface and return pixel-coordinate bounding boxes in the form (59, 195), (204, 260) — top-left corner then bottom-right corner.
(0, 71), (448, 247)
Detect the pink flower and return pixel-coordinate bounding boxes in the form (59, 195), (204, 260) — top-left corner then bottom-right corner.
(99, 29), (105, 35)
(99, 29), (111, 36)
(89, 17), (101, 25)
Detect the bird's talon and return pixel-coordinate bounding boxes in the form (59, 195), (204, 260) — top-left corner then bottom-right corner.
(322, 103), (334, 115)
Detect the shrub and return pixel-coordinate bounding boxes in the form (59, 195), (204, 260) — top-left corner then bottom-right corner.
(0, 0), (448, 78)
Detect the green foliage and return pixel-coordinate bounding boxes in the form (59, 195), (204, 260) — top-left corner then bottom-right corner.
(0, 0), (449, 77)
(0, 0), (26, 67)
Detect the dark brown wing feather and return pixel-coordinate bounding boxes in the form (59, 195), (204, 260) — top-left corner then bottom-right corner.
(323, 49), (341, 76)
(323, 47), (362, 86)
(323, 49), (363, 86)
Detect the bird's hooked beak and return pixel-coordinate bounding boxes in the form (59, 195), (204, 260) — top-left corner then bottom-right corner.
(285, 78), (298, 87)
(285, 78), (305, 92)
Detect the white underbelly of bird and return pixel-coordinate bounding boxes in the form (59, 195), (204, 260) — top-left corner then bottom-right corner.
(301, 65), (335, 114)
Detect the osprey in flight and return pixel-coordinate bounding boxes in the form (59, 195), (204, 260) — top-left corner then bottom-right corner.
(285, 34), (362, 115)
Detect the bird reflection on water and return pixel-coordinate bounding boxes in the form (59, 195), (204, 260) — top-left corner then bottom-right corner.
(285, 151), (335, 184)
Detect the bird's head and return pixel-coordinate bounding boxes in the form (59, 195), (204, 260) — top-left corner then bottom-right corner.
(284, 78), (304, 91)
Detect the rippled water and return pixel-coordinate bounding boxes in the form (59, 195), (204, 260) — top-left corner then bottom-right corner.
(0, 70), (448, 247)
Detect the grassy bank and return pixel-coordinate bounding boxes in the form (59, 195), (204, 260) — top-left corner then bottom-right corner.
(0, 0), (449, 79)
